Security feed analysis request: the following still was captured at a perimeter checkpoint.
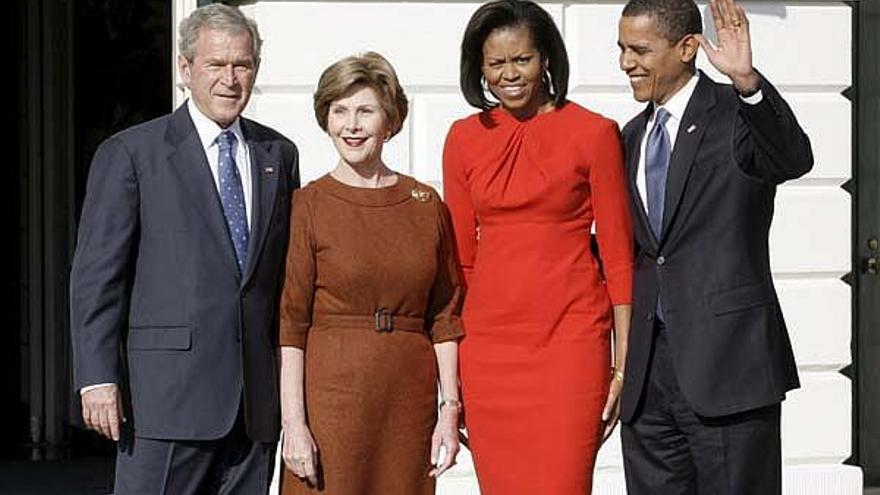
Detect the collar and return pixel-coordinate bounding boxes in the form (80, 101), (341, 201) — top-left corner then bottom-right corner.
(186, 99), (245, 149)
(650, 73), (699, 124)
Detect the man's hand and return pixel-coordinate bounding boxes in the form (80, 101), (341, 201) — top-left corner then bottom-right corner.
(81, 384), (125, 441)
(695, 0), (761, 94)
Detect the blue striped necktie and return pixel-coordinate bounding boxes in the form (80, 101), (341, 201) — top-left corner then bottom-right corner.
(216, 130), (249, 272)
(646, 108), (671, 239)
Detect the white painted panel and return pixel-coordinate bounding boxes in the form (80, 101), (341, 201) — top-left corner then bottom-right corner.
(568, 92), (643, 128)
(770, 187), (850, 274)
(437, 474), (480, 495)
(785, 93), (852, 182)
(593, 469), (628, 495)
(245, 93), (411, 184)
(412, 94), (481, 184)
(596, 427), (622, 468)
(565, 3), (850, 90)
(564, 4), (629, 90)
(783, 372), (851, 462)
(244, 3), (562, 88)
(783, 465), (863, 495)
(775, 279), (851, 368)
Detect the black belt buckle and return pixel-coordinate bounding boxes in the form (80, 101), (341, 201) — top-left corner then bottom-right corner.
(375, 308), (393, 333)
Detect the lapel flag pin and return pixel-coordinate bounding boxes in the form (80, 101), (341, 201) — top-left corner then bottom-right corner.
(264, 166), (275, 174)
(686, 124), (697, 134)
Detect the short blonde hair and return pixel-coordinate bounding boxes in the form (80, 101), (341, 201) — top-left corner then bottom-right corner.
(313, 52), (409, 138)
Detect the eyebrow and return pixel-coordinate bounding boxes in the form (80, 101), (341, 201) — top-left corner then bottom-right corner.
(618, 41), (650, 50)
(485, 52), (535, 61)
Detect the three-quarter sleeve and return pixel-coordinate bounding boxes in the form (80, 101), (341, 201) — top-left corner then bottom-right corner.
(442, 121), (478, 286)
(279, 189), (316, 348)
(589, 120), (634, 305)
(425, 199), (465, 344)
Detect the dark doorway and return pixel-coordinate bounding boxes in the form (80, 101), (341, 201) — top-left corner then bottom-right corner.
(856, 0), (880, 486)
(7, 0), (171, 472)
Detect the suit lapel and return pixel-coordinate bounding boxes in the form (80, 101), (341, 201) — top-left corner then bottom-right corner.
(661, 73), (714, 241)
(240, 119), (281, 286)
(625, 106), (658, 250)
(166, 105), (240, 278)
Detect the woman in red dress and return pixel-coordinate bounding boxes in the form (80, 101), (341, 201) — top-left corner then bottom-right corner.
(443, 1), (633, 493)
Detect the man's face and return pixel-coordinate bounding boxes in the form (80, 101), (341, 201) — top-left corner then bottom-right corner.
(617, 14), (695, 105)
(178, 27), (259, 128)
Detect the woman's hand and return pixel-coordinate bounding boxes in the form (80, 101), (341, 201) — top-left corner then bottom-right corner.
(601, 370), (624, 443)
(282, 423), (319, 486)
(429, 403), (461, 477)
(604, 305), (631, 443)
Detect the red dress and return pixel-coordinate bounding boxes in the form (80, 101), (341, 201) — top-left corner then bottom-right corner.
(443, 102), (633, 494)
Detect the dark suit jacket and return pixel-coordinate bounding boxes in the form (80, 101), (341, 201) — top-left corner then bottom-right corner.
(70, 103), (299, 442)
(620, 72), (813, 421)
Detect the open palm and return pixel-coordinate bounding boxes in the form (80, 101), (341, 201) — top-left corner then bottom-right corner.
(695, 0), (758, 88)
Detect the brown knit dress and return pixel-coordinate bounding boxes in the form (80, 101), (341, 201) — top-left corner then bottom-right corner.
(278, 173), (464, 495)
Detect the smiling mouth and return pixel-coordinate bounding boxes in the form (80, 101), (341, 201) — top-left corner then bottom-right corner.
(497, 84), (527, 97)
(342, 137), (368, 147)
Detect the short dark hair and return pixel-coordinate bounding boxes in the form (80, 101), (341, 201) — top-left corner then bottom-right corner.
(460, 0), (569, 110)
(622, 0), (702, 43)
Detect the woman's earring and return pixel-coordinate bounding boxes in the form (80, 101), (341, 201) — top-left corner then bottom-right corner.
(543, 69), (553, 95)
(481, 76), (497, 102)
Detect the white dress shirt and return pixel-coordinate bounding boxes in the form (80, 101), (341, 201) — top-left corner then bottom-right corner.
(636, 75), (763, 209)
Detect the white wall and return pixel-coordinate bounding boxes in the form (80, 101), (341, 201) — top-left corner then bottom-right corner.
(174, 1), (862, 493)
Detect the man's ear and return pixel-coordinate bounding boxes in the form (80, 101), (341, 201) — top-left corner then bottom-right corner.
(177, 54), (192, 87)
(679, 34), (700, 65)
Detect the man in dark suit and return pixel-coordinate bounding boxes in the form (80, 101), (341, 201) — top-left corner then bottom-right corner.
(615, 0), (813, 492)
(70, 4), (298, 493)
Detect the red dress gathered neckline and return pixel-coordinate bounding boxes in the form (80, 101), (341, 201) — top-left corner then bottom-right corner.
(443, 101), (633, 494)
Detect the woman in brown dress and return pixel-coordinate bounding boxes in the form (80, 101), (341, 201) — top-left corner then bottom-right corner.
(278, 52), (464, 495)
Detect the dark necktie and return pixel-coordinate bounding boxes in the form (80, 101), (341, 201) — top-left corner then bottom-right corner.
(646, 108), (672, 239)
(217, 130), (249, 272)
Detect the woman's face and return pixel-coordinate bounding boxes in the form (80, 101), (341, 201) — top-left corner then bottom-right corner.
(481, 25), (548, 118)
(327, 85), (390, 170)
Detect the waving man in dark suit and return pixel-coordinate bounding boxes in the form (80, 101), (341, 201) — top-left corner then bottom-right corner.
(615, 0), (813, 493)
(70, 4), (299, 493)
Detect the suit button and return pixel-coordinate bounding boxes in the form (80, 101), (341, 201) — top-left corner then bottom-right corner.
(657, 256), (666, 265)
(647, 312), (654, 321)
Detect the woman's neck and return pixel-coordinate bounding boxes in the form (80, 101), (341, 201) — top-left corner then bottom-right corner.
(331, 160), (397, 188)
(506, 91), (555, 121)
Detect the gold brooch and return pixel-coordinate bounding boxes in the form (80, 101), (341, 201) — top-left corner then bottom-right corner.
(411, 188), (431, 202)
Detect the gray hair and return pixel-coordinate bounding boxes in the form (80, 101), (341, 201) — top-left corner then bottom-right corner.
(178, 4), (263, 62)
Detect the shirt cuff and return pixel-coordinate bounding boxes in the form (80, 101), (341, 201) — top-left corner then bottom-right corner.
(740, 89), (764, 105)
(80, 383), (115, 395)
